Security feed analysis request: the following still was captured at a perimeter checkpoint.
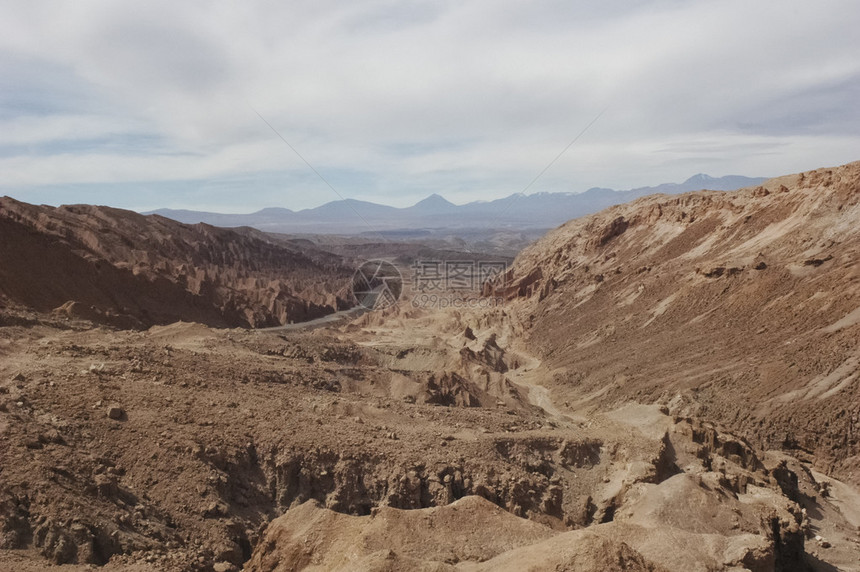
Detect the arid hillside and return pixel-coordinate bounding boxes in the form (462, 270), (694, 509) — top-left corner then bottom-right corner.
(498, 161), (860, 484)
(0, 197), (353, 328)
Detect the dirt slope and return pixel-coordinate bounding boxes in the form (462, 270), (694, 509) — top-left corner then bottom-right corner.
(0, 197), (352, 328)
(6, 315), (849, 571)
(496, 161), (860, 484)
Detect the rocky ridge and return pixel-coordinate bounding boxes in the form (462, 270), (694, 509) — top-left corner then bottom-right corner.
(0, 197), (352, 328)
(495, 161), (860, 486)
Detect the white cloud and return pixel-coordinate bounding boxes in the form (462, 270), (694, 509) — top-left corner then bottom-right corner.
(1, 0), (859, 211)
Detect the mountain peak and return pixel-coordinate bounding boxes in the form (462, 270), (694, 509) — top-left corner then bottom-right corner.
(679, 173), (767, 192)
(411, 194), (457, 211)
(684, 173), (717, 184)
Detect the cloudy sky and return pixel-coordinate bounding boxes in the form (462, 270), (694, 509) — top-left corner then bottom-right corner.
(1, 0), (858, 212)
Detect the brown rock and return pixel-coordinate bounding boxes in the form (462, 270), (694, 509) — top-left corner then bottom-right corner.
(106, 404), (124, 420)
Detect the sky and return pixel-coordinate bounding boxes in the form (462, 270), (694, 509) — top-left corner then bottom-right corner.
(1, 0), (859, 213)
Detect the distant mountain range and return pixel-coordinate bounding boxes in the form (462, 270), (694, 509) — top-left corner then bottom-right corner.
(145, 174), (767, 235)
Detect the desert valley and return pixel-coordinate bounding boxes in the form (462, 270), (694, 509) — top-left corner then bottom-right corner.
(2, 161), (860, 571)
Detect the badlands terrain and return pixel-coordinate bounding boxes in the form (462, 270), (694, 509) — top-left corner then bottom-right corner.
(2, 162), (860, 571)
